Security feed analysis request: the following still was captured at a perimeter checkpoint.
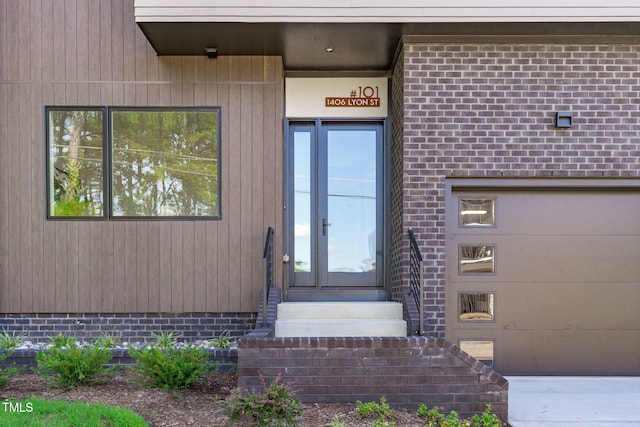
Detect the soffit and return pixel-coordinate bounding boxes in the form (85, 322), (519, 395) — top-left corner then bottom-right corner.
(137, 21), (640, 72)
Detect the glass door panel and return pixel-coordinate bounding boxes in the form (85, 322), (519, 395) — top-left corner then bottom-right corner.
(325, 128), (378, 286)
(292, 126), (314, 286)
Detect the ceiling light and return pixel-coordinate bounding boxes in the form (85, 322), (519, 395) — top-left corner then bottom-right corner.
(461, 210), (487, 215)
(204, 47), (218, 59)
(325, 47), (334, 53)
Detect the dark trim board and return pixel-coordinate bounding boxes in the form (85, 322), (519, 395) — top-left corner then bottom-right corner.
(285, 288), (387, 302)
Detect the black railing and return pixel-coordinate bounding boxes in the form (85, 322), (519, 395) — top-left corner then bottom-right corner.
(262, 227), (274, 327)
(408, 228), (425, 335)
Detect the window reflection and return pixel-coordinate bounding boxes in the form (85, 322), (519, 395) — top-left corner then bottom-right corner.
(459, 245), (495, 274)
(48, 109), (104, 217)
(111, 109), (219, 217)
(327, 130), (377, 273)
(460, 198), (495, 227)
(293, 131), (311, 272)
(459, 293), (495, 321)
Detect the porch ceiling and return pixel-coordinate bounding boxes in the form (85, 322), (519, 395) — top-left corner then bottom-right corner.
(137, 22), (640, 72)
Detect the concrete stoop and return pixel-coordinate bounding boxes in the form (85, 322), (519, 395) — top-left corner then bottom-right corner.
(274, 301), (407, 337)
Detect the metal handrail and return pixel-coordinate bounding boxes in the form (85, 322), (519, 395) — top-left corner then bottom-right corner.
(262, 227), (274, 327)
(408, 228), (424, 335)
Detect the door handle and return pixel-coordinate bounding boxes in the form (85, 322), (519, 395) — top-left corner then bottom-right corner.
(322, 218), (331, 236)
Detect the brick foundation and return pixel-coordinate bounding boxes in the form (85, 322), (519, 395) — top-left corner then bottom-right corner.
(2, 347), (238, 372)
(0, 313), (257, 343)
(238, 335), (508, 421)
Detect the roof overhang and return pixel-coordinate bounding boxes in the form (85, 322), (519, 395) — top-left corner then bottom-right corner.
(134, 1), (640, 72)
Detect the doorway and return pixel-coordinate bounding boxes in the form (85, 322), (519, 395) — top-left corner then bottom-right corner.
(287, 121), (384, 293)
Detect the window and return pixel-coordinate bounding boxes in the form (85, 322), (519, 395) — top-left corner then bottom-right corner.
(459, 340), (494, 368)
(47, 109), (105, 217)
(459, 197), (495, 227)
(47, 107), (221, 219)
(459, 245), (496, 274)
(459, 292), (495, 322)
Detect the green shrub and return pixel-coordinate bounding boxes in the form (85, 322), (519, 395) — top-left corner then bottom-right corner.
(210, 329), (232, 349)
(223, 372), (304, 427)
(35, 335), (115, 388)
(417, 403), (502, 427)
(49, 332), (77, 349)
(469, 404), (503, 427)
(151, 331), (179, 348)
(95, 331), (120, 349)
(128, 333), (213, 389)
(325, 415), (345, 427)
(0, 329), (25, 349)
(0, 330), (22, 387)
(355, 396), (395, 427)
(0, 349), (20, 387)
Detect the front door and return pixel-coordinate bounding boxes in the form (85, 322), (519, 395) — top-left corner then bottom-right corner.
(288, 121), (383, 289)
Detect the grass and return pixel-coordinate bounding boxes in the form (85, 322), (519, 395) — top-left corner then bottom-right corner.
(0, 398), (148, 427)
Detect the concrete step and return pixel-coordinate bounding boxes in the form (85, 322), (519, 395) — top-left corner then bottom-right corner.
(274, 302), (407, 337)
(276, 301), (403, 320)
(275, 319), (407, 337)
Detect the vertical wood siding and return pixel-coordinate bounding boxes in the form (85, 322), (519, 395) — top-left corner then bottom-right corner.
(0, 0), (284, 313)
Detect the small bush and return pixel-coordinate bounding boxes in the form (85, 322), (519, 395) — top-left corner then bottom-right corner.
(0, 330), (22, 387)
(128, 333), (213, 389)
(0, 329), (25, 349)
(355, 396), (395, 427)
(223, 372), (303, 427)
(418, 403), (502, 427)
(210, 329), (232, 349)
(0, 349), (20, 387)
(35, 335), (115, 388)
(95, 331), (120, 349)
(469, 404), (503, 427)
(49, 332), (77, 349)
(325, 415), (345, 427)
(151, 331), (179, 348)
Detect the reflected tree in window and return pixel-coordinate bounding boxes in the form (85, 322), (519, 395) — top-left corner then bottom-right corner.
(48, 110), (104, 217)
(110, 110), (219, 217)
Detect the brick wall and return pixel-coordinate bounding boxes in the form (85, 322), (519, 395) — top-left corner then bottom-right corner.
(390, 45), (407, 305)
(399, 43), (640, 337)
(0, 313), (256, 343)
(238, 336), (509, 421)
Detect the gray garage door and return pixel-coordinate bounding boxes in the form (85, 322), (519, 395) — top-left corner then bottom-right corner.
(446, 187), (640, 375)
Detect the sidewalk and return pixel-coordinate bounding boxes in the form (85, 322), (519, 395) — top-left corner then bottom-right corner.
(507, 377), (640, 427)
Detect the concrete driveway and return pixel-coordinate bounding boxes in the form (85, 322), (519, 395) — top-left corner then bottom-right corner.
(507, 377), (640, 426)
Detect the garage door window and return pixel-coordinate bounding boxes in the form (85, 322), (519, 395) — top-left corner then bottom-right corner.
(460, 340), (494, 367)
(459, 197), (495, 227)
(459, 245), (496, 274)
(459, 292), (495, 322)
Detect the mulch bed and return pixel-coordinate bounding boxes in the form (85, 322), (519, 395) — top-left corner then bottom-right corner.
(0, 370), (427, 426)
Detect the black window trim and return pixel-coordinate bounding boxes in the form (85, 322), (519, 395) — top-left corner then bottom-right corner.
(45, 106), (222, 221)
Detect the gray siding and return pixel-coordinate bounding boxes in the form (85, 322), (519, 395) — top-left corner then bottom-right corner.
(0, 0), (284, 313)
